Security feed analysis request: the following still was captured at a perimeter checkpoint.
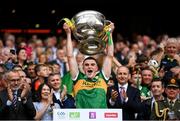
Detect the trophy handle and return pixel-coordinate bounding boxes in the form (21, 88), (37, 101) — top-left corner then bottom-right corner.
(58, 18), (75, 30)
(104, 20), (111, 26)
(103, 20), (112, 32)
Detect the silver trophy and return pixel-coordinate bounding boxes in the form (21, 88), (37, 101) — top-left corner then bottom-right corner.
(62, 10), (111, 55)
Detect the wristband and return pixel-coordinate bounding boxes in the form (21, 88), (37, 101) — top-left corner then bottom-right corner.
(107, 31), (113, 45)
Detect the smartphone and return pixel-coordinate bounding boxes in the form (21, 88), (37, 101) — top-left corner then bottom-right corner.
(10, 49), (16, 55)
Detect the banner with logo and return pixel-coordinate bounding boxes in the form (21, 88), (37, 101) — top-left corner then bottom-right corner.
(53, 109), (122, 121)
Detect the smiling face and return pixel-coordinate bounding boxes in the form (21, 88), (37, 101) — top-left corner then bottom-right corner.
(48, 74), (61, 91)
(116, 66), (130, 85)
(142, 69), (153, 85)
(83, 59), (98, 79)
(40, 84), (51, 100)
(151, 81), (164, 98)
(165, 86), (179, 100)
(8, 71), (21, 91)
(165, 43), (177, 58)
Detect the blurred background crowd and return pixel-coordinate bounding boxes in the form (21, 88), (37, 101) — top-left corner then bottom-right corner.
(0, 1), (179, 120)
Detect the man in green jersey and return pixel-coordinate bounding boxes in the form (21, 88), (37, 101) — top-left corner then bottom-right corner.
(63, 22), (114, 108)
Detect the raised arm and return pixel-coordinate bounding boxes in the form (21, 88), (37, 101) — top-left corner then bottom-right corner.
(63, 23), (79, 79)
(102, 22), (114, 79)
(112, 56), (122, 74)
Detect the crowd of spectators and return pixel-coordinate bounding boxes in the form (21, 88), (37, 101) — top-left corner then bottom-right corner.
(0, 21), (179, 120)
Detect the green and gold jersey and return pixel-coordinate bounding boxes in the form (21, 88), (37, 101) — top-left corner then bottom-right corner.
(73, 71), (108, 108)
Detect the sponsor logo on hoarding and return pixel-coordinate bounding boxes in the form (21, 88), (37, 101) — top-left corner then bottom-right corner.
(89, 112), (96, 119)
(57, 112), (66, 119)
(104, 112), (118, 118)
(69, 112), (80, 119)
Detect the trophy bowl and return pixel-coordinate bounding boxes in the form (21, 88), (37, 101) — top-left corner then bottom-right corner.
(71, 10), (110, 55)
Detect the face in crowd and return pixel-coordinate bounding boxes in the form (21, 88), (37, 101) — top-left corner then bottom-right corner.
(39, 84), (51, 101)
(165, 41), (178, 58)
(27, 64), (36, 78)
(37, 65), (49, 78)
(83, 58), (98, 79)
(8, 71), (21, 91)
(142, 69), (153, 85)
(18, 49), (27, 61)
(116, 66), (130, 85)
(48, 74), (61, 91)
(151, 80), (164, 98)
(165, 86), (179, 100)
(131, 73), (142, 86)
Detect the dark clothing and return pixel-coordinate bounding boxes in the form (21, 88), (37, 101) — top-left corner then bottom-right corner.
(53, 93), (75, 108)
(31, 79), (42, 102)
(150, 98), (180, 120)
(107, 83), (143, 120)
(160, 55), (179, 72)
(0, 89), (36, 120)
(31, 78), (47, 102)
(137, 98), (153, 120)
(115, 53), (128, 65)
